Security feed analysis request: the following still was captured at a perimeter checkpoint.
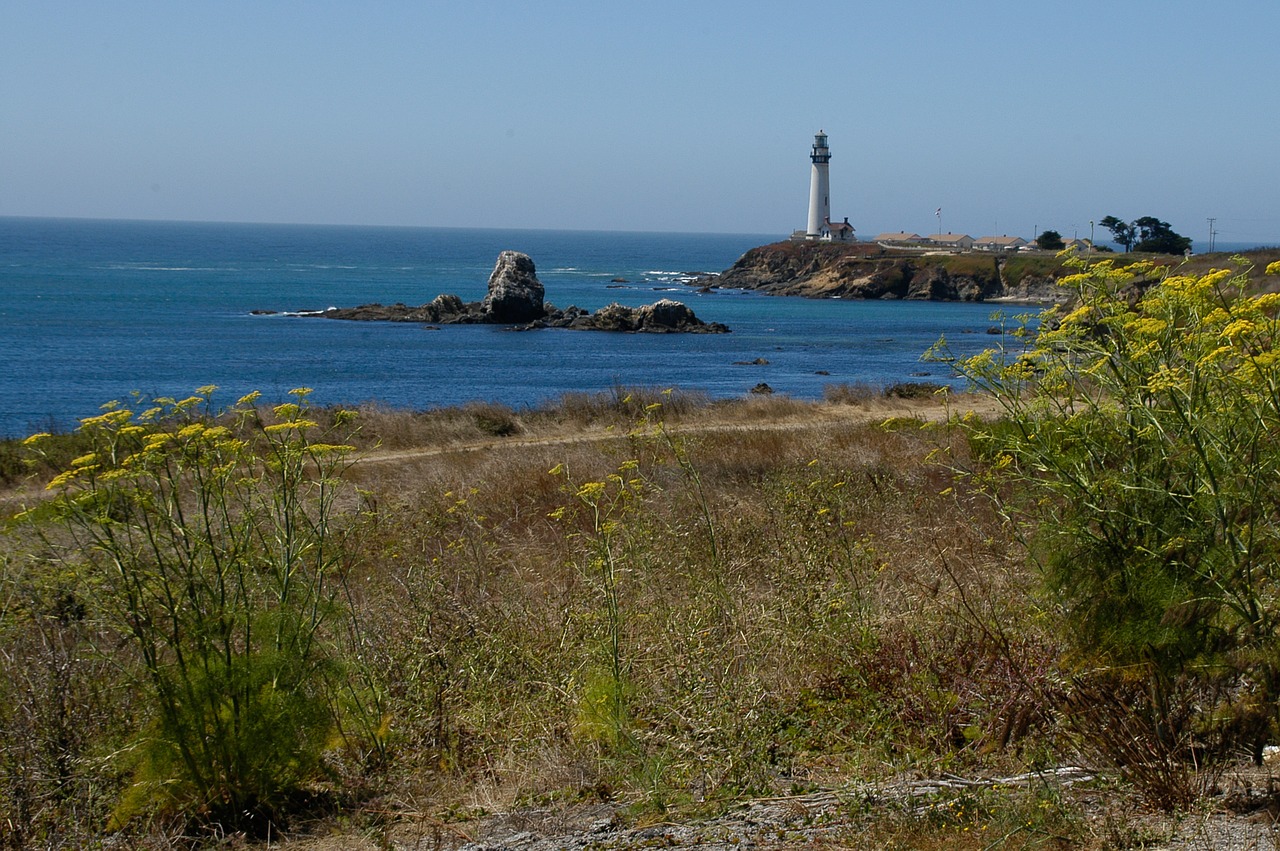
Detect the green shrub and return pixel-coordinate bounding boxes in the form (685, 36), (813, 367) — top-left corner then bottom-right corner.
(465, 401), (521, 437)
(21, 387), (363, 830)
(944, 257), (1280, 806)
(884, 382), (946, 400)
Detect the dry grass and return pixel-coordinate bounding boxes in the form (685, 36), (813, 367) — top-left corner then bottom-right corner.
(332, 392), (1057, 804)
(0, 387), (1225, 848)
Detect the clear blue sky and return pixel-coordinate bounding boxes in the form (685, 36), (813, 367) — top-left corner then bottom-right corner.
(4, 1), (1278, 244)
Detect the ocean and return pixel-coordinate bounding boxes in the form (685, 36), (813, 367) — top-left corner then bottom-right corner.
(1, 217), (1027, 439)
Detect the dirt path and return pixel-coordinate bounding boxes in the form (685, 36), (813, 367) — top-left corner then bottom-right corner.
(0, 396), (1001, 517)
(350, 395), (1004, 469)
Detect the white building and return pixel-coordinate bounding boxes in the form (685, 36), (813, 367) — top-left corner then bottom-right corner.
(806, 132), (832, 239)
(926, 233), (976, 250)
(875, 232), (924, 245)
(974, 235), (1028, 252)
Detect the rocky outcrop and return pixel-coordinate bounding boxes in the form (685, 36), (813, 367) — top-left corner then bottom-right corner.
(701, 241), (1070, 303)
(481, 250), (546, 322)
(263, 251), (728, 333)
(519, 298), (727, 333)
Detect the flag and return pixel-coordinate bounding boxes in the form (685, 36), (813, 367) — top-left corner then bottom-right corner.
(935, 208), (941, 216)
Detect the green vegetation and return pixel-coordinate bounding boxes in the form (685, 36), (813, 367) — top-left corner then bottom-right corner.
(944, 255), (1280, 808)
(6, 255), (1280, 846)
(1034, 230), (1065, 250)
(1099, 214), (1193, 254)
(998, 253), (1068, 282)
(14, 388), (372, 834)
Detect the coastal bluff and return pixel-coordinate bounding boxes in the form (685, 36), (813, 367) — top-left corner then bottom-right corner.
(259, 250), (729, 334)
(704, 241), (1069, 303)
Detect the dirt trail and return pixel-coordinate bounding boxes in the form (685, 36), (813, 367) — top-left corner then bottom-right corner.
(351, 396), (1004, 469)
(0, 397), (1002, 517)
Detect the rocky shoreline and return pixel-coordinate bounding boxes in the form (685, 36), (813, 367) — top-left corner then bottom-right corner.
(694, 241), (1070, 303)
(255, 250), (729, 334)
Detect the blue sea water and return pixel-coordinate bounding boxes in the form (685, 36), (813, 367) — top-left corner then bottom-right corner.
(1, 217), (1021, 438)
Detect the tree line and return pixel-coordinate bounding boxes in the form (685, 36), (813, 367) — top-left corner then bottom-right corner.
(1034, 216), (1193, 255)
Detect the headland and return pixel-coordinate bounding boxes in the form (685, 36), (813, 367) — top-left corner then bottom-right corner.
(699, 240), (1280, 303)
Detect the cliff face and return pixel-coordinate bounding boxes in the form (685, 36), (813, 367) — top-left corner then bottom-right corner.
(711, 242), (1067, 302)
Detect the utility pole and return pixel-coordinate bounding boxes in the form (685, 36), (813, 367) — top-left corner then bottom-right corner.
(1206, 217), (1217, 253)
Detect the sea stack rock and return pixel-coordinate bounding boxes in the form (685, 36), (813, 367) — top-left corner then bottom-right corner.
(481, 251), (546, 322)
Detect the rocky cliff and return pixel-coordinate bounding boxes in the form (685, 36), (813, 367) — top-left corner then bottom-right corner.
(706, 242), (1068, 303)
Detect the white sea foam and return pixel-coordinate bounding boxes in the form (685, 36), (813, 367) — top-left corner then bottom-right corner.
(274, 309), (332, 317)
(106, 264), (219, 272)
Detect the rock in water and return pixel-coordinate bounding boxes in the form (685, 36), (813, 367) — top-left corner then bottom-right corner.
(482, 251), (546, 322)
(637, 299), (698, 330)
(559, 299), (728, 333)
(276, 251), (729, 333)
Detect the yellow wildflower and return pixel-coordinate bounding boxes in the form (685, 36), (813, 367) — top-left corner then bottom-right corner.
(1253, 293), (1280, 312)
(1147, 366), (1186, 392)
(308, 443), (355, 455)
(1124, 317), (1167, 338)
(1222, 318), (1257, 341)
(1200, 268), (1233, 289)
(575, 481), (606, 500)
(262, 418), (316, 433)
(46, 469), (81, 490)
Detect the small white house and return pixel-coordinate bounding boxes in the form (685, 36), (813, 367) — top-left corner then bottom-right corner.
(875, 232), (924, 245)
(926, 233), (976, 251)
(974, 235), (1028, 252)
(825, 217), (855, 242)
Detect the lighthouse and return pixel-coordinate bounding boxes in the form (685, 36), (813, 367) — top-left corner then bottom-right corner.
(806, 131), (831, 239)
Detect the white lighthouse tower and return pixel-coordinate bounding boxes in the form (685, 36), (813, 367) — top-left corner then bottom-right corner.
(806, 131), (831, 239)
